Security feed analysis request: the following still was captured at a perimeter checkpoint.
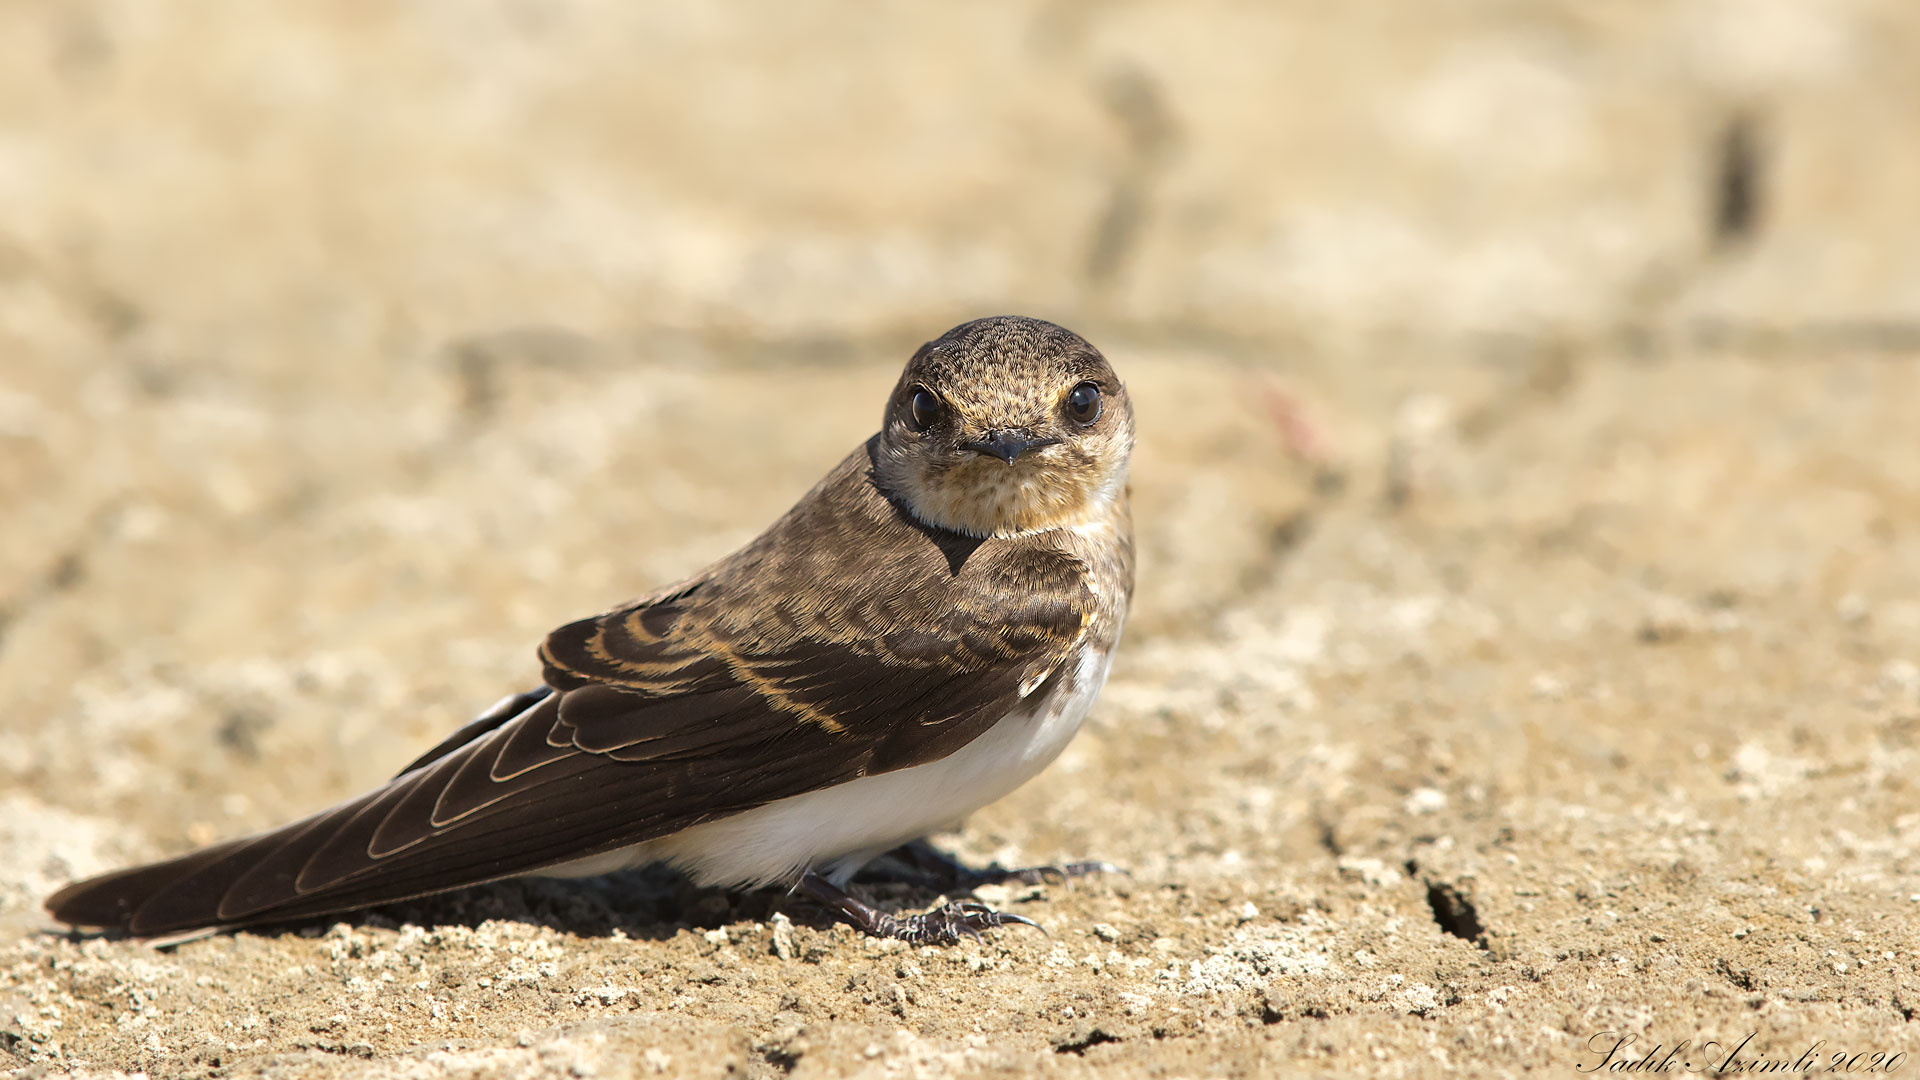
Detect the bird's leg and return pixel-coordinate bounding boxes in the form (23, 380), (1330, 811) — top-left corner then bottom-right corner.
(794, 871), (1042, 946)
(884, 839), (1123, 889)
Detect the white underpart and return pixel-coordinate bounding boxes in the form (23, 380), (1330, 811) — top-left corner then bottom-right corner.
(537, 644), (1115, 888)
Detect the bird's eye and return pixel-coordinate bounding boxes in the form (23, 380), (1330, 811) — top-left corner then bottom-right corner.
(907, 386), (943, 431)
(1065, 381), (1102, 425)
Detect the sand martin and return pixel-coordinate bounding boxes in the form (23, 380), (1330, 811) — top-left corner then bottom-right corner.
(47, 315), (1135, 945)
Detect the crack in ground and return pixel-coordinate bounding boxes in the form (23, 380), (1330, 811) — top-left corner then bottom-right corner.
(1424, 880), (1487, 946)
(1083, 63), (1179, 288)
(0, 499), (123, 656)
(1054, 1028), (1123, 1056)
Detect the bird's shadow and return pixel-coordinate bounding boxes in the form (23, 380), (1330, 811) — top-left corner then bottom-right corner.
(57, 848), (990, 948)
(324, 851), (977, 942)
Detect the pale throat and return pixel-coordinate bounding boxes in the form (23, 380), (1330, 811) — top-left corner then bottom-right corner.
(899, 458), (1127, 538)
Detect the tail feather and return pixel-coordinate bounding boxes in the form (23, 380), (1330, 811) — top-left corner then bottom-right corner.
(40, 692), (696, 938)
(44, 834), (263, 933)
(43, 696), (564, 938)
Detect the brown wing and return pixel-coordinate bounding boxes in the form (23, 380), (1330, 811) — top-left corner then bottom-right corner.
(45, 442), (1093, 937)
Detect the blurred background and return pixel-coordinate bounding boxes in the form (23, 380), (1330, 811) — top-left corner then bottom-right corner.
(4, 3), (1920, 1073)
(6, 2), (1919, 348)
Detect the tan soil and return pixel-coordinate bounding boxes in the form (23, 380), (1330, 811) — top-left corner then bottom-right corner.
(3, 4), (1918, 1078)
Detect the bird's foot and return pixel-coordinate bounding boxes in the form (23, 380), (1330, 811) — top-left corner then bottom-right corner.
(869, 900), (1041, 946)
(796, 872), (1044, 946)
(883, 839), (1124, 890)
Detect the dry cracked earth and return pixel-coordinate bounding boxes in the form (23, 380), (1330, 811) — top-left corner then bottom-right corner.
(3, 3), (1920, 1078)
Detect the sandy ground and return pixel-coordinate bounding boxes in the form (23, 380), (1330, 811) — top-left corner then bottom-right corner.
(4, 3), (1920, 1078)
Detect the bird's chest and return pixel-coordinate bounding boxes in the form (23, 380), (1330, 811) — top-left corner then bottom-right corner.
(943, 642), (1114, 797)
(802, 640), (1116, 877)
(622, 641), (1116, 889)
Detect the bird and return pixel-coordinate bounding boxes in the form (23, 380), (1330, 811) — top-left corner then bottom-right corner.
(45, 315), (1136, 945)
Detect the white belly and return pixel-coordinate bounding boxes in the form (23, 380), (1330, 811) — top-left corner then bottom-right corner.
(538, 646), (1113, 888)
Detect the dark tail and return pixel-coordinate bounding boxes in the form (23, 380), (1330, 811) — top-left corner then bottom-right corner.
(42, 689), (631, 938)
(45, 834), (266, 935)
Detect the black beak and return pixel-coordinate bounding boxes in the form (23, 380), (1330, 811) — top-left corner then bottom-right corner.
(961, 430), (1056, 466)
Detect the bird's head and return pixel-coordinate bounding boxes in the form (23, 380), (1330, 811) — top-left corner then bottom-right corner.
(874, 316), (1134, 538)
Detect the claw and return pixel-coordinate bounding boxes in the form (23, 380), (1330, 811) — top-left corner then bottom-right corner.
(795, 862), (1101, 947)
(870, 900), (1049, 945)
(997, 911), (1049, 938)
(898, 901), (1045, 945)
